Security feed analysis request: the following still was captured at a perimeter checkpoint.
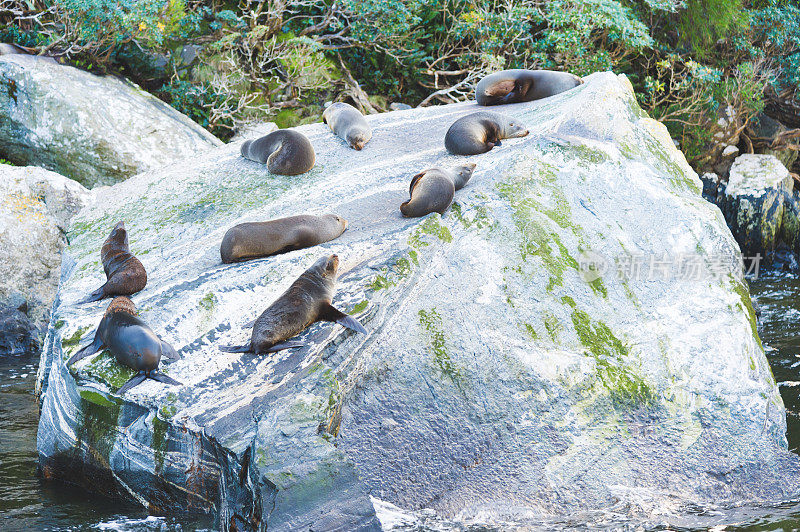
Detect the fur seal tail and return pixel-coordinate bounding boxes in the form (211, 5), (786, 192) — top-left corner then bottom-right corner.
(220, 344), (252, 353)
(150, 371), (182, 386)
(118, 370), (182, 394)
(257, 340), (304, 354)
(78, 285), (106, 304)
(118, 372), (148, 394)
(320, 304), (368, 334)
(241, 140), (252, 159)
(66, 335), (104, 366)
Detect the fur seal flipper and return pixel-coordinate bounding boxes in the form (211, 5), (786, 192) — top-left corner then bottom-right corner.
(476, 69), (583, 106)
(322, 102), (372, 150)
(240, 130), (315, 175)
(80, 221), (147, 304)
(221, 254), (367, 355)
(220, 214), (347, 264)
(401, 164), (476, 218)
(67, 297), (181, 395)
(117, 371), (181, 393)
(444, 112), (528, 155)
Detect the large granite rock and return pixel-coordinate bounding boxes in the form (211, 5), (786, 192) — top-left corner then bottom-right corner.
(0, 164), (92, 331)
(36, 72), (800, 530)
(720, 154), (793, 258)
(0, 55), (222, 188)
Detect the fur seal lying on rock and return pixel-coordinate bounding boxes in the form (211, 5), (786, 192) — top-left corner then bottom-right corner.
(220, 214), (348, 263)
(476, 69), (583, 106)
(221, 254), (367, 354)
(80, 221), (147, 304)
(323, 102), (372, 150)
(445, 111), (529, 155)
(240, 130), (316, 175)
(67, 296), (181, 394)
(401, 164), (476, 217)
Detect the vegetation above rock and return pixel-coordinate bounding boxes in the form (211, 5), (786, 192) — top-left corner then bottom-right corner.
(2, 1), (798, 167)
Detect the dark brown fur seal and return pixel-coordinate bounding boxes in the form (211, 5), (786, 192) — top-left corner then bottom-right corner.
(220, 214), (348, 264)
(476, 69), (583, 106)
(80, 221), (147, 304)
(322, 102), (372, 150)
(66, 296), (181, 394)
(240, 130), (316, 175)
(220, 254), (367, 354)
(401, 164), (476, 217)
(444, 112), (529, 155)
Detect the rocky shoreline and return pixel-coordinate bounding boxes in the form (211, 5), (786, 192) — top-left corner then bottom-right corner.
(2, 54), (800, 530)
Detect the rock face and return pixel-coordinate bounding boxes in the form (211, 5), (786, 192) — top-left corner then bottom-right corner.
(720, 154), (793, 258)
(36, 72), (800, 530)
(0, 164), (92, 332)
(0, 55), (222, 188)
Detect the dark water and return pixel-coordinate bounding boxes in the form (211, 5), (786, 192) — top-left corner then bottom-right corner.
(2, 272), (800, 531)
(0, 357), (211, 531)
(749, 270), (800, 453)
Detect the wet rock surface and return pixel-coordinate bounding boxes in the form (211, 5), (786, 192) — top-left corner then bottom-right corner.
(0, 55), (222, 188)
(36, 72), (800, 530)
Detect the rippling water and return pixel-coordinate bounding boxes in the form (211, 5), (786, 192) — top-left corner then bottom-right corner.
(0, 358), (211, 531)
(2, 272), (800, 530)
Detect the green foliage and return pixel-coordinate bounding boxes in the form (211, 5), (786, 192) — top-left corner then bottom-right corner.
(1, 0), (797, 172)
(750, 0), (800, 90)
(158, 79), (233, 138)
(678, 0), (746, 57)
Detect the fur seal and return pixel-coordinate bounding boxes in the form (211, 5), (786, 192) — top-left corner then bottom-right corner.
(445, 112), (529, 155)
(401, 164), (476, 217)
(220, 214), (348, 263)
(476, 69), (583, 106)
(240, 130), (316, 175)
(80, 221), (147, 304)
(322, 102), (372, 150)
(221, 254), (367, 354)
(67, 297), (181, 394)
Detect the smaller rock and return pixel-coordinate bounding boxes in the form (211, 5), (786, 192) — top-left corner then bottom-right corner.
(713, 145), (739, 178)
(701, 172), (719, 203)
(0, 165), (92, 328)
(747, 112), (800, 170)
(722, 154), (792, 258)
(0, 304), (40, 356)
(179, 45), (201, 67)
(390, 103), (413, 111)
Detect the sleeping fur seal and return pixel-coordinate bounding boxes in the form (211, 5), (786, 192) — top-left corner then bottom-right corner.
(401, 164), (476, 218)
(445, 112), (529, 155)
(220, 254), (367, 354)
(67, 296), (181, 394)
(80, 221), (147, 304)
(240, 130), (316, 175)
(323, 102), (372, 150)
(220, 214), (348, 263)
(476, 69), (583, 106)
